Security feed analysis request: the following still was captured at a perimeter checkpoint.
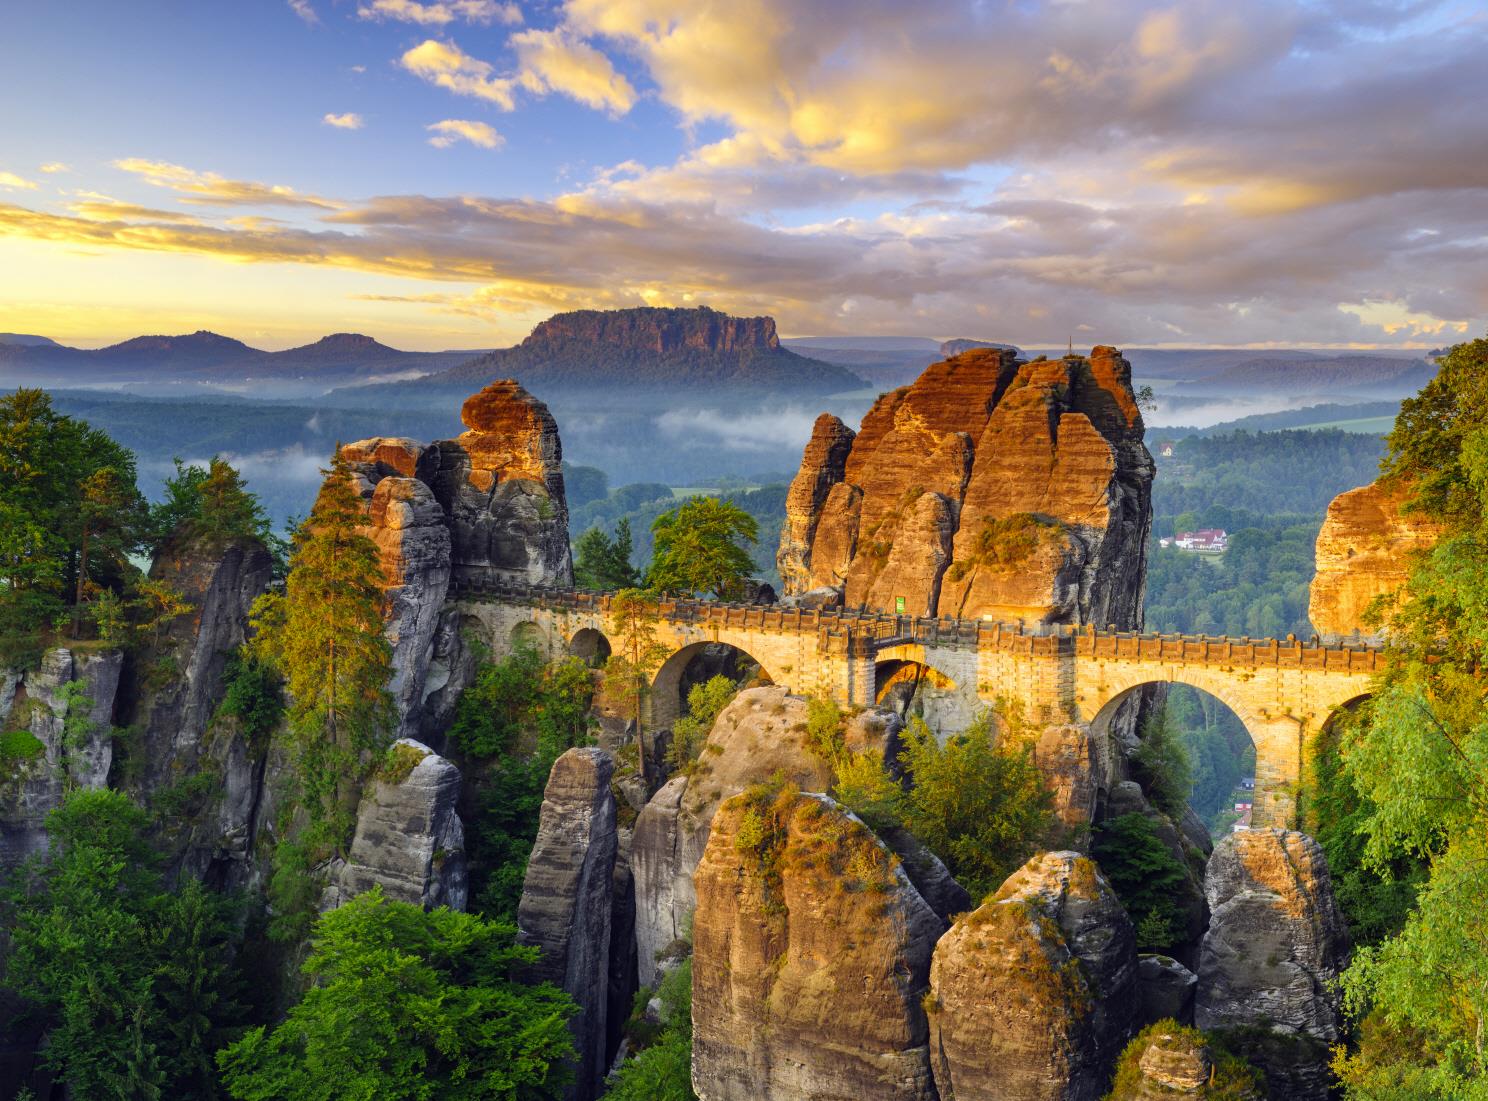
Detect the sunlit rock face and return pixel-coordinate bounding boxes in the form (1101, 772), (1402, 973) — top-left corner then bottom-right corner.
(927, 851), (1139, 1101)
(1309, 479), (1443, 642)
(778, 347), (1153, 626)
(690, 789), (943, 1101)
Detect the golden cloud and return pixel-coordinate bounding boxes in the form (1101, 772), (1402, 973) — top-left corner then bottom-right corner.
(510, 28), (636, 114)
(400, 39), (517, 109)
(112, 159), (339, 209)
(323, 112), (365, 130)
(0, 171), (39, 191)
(427, 119), (503, 148)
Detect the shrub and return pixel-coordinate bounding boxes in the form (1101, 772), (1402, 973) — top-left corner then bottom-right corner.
(1091, 812), (1190, 952)
(668, 675), (738, 772)
(1106, 1021), (1264, 1100)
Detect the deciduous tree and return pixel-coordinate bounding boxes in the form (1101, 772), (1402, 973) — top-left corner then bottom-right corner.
(646, 496), (757, 600)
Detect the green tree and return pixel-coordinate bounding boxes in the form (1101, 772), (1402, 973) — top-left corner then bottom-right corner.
(572, 518), (639, 590)
(1130, 708), (1193, 820)
(250, 453), (393, 836)
(1091, 813), (1190, 952)
(1321, 336), (1488, 1096)
(217, 888), (576, 1100)
(607, 959), (695, 1101)
(667, 675), (739, 771)
(603, 589), (670, 789)
(646, 496), (758, 600)
(1, 789), (242, 1100)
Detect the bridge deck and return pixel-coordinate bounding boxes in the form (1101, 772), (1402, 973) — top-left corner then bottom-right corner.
(449, 580), (1386, 674)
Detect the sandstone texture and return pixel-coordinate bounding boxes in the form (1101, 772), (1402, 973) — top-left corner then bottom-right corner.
(1136, 954), (1198, 1028)
(630, 686), (895, 985)
(691, 789), (943, 1101)
(328, 739), (468, 911)
(1196, 829), (1348, 1041)
(1310, 479), (1444, 642)
(1, 647), (122, 870)
(778, 347), (1153, 626)
(928, 851), (1139, 1101)
(517, 747), (618, 1101)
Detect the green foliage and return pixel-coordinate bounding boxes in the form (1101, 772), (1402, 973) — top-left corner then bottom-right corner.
(856, 713), (1052, 900)
(1105, 1021), (1264, 1100)
(1, 789), (244, 1099)
(1318, 336), (1488, 1095)
(561, 462), (609, 508)
(217, 888), (577, 1101)
(451, 649), (596, 921)
(1092, 813), (1190, 953)
(0, 388), (149, 657)
(1131, 708), (1193, 820)
(0, 725), (45, 770)
(804, 696), (846, 762)
(573, 518), (640, 590)
(1165, 686), (1255, 830)
(606, 959), (695, 1101)
(250, 452), (392, 836)
(668, 675), (739, 771)
(646, 495), (759, 600)
(214, 648), (284, 752)
(602, 588), (669, 786)
(150, 457), (271, 553)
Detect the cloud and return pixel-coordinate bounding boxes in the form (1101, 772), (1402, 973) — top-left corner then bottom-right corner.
(358, 0), (520, 25)
(323, 112), (365, 130)
(287, 0), (319, 26)
(113, 159), (339, 209)
(427, 119), (503, 149)
(400, 32), (634, 114)
(509, 28), (635, 114)
(0, 172), (38, 191)
(399, 39), (517, 109)
(68, 197), (203, 223)
(39, 162), (69, 174)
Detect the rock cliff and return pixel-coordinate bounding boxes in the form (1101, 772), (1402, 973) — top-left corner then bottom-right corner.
(517, 747), (618, 1101)
(1309, 479), (1443, 642)
(630, 686), (893, 986)
(927, 851), (1139, 1101)
(691, 788), (943, 1101)
(778, 347), (1153, 626)
(0, 648), (122, 870)
(1196, 829), (1348, 1099)
(326, 739), (468, 911)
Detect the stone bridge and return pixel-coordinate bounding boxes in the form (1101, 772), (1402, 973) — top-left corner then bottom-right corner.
(450, 582), (1384, 828)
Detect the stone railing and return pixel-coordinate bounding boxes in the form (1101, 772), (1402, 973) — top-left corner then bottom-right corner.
(447, 578), (1386, 669)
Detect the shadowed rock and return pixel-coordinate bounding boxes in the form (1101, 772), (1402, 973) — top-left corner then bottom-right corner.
(517, 747), (617, 1101)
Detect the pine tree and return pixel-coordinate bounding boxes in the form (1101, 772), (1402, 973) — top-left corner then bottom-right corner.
(250, 452), (392, 838)
(603, 588), (669, 788)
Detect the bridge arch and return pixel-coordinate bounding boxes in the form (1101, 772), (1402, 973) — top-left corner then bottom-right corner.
(510, 620), (549, 655)
(650, 639), (775, 730)
(568, 627), (612, 668)
(873, 645), (976, 734)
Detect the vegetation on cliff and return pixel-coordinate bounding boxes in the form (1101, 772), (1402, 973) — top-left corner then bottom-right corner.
(217, 888), (576, 1100)
(573, 517), (639, 590)
(1314, 336), (1488, 1097)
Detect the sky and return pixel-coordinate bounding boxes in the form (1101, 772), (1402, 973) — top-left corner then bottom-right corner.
(1, 0), (1485, 351)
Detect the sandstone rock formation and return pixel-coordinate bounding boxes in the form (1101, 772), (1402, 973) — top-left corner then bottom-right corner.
(1196, 829), (1347, 1039)
(336, 380), (572, 736)
(1136, 954), (1198, 1027)
(778, 347), (1153, 626)
(1107, 1024), (1263, 1100)
(630, 686), (887, 985)
(120, 535), (275, 877)
(517, 747), (618, 1101)
(691, 789), (943, 1101)
(1310, 479), (1443, 642)
(328, 739), (467, 911)
(1, 648), (122, 870)
(927, 851), (1138, 1101)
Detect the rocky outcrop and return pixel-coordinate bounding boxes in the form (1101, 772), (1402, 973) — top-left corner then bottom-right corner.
(1196, 830), (1347, 1100)
(1107, 1024), (1263, 1100)
(1, 648), (122, 870)
(927, 851), (1139, 1101)
(517, 747), (618, 1101)
(630, 686), (893, 986)
(1196, 830), (1347, 1039)
(691, 788), (943, 1101)
(1310, 479), (1444, 642)
(778, 347), (1153, 626)
(1136, 954), (1198, 1027)
(1036, 723), (1100, 831)
(327, 739), (467, 911)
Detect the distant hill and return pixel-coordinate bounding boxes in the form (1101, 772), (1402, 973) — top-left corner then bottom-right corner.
(0, 333), (60, 347)
(781, 335), (949, 389)
(1171, 354), (1433, 398)
(397, 307), (865, 396)
(0, 329), (481, 394)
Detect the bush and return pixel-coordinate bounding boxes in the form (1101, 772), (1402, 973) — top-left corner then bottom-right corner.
(1092, 813), (1190, 952)
(1106, 1020), (1264, 1100)
(668, 675), (739, 771)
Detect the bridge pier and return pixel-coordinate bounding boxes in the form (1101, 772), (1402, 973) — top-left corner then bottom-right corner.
(1250, 715), (1307, 828)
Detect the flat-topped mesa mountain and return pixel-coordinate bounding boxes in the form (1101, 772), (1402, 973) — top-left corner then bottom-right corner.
(412, 306), (865, 395)
(939, 337), (1020, 357)
(779, 345), (1154, 626)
